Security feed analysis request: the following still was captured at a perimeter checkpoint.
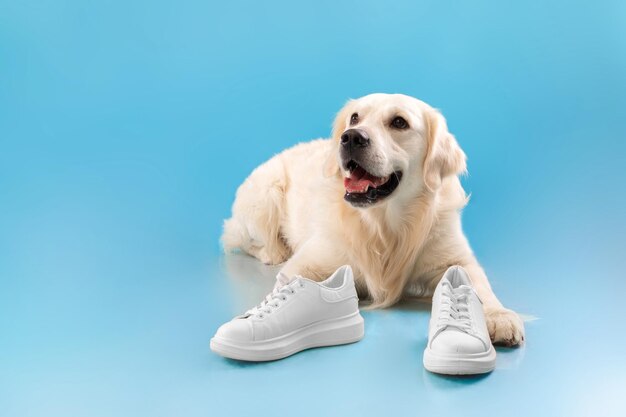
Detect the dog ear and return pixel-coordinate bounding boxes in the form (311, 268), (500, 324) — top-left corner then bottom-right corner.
(322, 145), (340, 177)
(331, 100), (353, 141)
(323, 100), (353, 178)
(423, 109), (467, 191)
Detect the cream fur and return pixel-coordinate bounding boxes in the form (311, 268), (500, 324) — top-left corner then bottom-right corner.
(222, 93), (525, 346)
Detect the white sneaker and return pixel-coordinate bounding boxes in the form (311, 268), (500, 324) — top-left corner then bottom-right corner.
(210, 265), (364, 361)
(423, 266), (496, 375)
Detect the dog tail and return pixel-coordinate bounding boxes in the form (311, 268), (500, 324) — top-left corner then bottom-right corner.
(221, 217), (244, 253)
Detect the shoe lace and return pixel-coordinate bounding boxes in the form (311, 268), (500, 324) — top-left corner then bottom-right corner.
(244, 276), (303, 318)
(437, 282), (473, 333)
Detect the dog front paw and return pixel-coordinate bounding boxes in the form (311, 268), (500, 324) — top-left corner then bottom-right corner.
(256, 247), (287, 266)
(484, 307), (525, 346)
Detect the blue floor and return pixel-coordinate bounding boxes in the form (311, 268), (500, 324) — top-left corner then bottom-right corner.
(2, 1), (626, 416)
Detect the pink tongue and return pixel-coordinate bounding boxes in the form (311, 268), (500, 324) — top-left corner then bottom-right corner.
(344, 167), (386, 193)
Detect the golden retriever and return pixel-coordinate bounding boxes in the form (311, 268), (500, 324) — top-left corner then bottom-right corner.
(222, 93), (524, 346)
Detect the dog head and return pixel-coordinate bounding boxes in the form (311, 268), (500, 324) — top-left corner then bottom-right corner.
(325, 93), (466, 207)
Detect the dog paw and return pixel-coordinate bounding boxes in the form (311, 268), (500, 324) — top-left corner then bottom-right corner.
(484, 307), (525, 346)
(256, 247), (287, 266)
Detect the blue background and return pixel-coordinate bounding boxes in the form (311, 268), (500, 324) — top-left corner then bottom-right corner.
(1, 0), (625, 416)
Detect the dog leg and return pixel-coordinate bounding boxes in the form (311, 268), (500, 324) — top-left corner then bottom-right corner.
(222, 157), (291, 265)
(275, 237), (347, 287)
(462, 262), (525, 346)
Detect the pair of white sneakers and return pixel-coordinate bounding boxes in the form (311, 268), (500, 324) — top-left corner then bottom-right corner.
(210, 265), (496, 374)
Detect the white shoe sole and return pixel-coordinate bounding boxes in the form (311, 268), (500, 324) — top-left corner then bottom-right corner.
(210, 312), (364, 361)
(423, 344), (496, 375)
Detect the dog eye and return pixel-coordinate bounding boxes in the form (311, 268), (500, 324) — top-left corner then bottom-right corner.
(350, 113), (359, 126)
(390, 116), (408, 129)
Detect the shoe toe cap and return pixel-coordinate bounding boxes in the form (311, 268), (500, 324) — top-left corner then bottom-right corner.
(214, 319), (253, 342)
(431, 330), (487, 354)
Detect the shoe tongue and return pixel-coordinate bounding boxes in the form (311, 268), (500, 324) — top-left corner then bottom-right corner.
(275, 271), (292, 287)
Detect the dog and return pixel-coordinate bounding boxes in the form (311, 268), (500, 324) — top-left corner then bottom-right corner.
(222, 93), (524, 346)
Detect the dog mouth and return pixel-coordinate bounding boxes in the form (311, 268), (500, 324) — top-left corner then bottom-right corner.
(343, 160), (403, 206)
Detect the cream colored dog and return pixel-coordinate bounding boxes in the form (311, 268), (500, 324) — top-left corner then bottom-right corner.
(222, 93), (524, 346)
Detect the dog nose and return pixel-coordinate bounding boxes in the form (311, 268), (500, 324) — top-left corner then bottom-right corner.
(341, 129), (370, 148)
